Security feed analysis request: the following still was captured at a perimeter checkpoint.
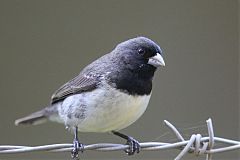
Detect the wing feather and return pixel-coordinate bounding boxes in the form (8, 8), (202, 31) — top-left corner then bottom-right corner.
(50, 73), (100, 104)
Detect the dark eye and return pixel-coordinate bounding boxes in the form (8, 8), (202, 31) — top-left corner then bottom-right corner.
(138, 48), (145, 55)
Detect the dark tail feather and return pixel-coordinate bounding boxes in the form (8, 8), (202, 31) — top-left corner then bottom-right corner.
(15, 104), (60, 126)
(15, 110), (47, 126)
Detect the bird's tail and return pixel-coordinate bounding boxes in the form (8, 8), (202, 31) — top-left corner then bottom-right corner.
(15, 105), (59, 126)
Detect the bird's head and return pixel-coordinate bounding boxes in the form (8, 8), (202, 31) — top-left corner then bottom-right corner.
(106, 37), (165, 95)
(115, 37), (165, 77)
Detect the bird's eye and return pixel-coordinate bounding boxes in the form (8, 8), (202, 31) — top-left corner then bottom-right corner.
(138, 48), (145, 55)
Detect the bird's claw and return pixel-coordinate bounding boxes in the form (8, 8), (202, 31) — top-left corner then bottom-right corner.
(125, 137), (140, 155)
(71, 139), (84, 159)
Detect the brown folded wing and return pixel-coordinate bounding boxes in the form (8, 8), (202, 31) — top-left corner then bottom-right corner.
(51, 74), (100, 104)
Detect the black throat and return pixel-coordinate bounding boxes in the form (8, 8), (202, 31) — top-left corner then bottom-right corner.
(110, 64), (156, 96)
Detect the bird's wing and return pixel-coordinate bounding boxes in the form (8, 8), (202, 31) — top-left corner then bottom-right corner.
(50, 73), (100, 104)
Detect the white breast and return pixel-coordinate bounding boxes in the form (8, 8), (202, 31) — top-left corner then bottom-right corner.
(58, 84), (151, 133)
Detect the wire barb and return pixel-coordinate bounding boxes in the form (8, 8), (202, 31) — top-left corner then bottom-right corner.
(0, 118), (239, 160)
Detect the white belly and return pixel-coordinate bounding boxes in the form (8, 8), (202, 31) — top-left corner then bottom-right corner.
(58, 85), (151, 132)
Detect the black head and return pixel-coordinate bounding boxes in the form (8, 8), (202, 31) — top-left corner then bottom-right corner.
(115, 36), (165, 75)
(110, 37), (165, 95)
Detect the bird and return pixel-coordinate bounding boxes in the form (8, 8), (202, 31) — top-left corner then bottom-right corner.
(15, 36), (165, 158)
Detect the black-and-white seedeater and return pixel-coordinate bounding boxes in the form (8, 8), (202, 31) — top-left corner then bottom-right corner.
(15, 37), (165, 158)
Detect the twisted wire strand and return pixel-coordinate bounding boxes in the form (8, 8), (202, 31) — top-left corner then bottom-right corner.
(0, 118), (239, 160)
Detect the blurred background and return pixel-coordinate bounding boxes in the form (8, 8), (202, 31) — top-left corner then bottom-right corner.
(0, 0), (239, 160)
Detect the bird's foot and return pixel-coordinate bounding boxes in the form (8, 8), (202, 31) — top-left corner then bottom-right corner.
(71, 138), (84, 159)
(112, 131), (141, 155)
(125, 136), (140, 155)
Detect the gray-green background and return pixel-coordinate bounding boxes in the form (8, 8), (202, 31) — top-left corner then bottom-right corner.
(0, 0), (239, 160)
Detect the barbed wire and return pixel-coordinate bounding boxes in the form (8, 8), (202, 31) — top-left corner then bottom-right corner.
(0, 118), (240, 160)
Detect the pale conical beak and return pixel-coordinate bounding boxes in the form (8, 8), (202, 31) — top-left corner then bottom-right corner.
(148, 53), (165, 67)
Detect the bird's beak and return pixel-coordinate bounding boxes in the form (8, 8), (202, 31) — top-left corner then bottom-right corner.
(148, 53), (165, 67)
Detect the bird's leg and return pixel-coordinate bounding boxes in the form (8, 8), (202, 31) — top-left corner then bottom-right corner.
(71, 126), (84, 159)
(112, 131), (140, 155)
